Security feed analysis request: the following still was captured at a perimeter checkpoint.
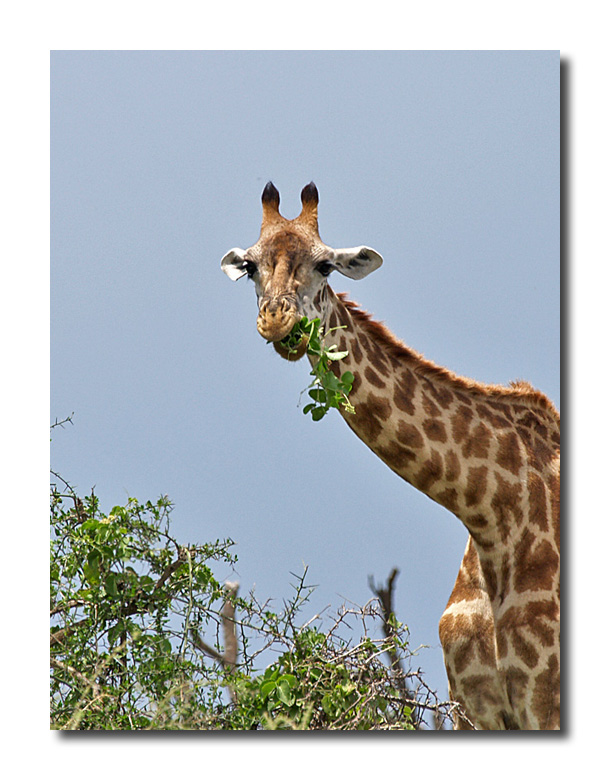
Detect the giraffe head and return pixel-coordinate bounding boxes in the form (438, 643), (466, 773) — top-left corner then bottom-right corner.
(221, 182), (383, 359)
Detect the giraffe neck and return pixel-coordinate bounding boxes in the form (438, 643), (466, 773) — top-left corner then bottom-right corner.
(312, 289), (560, 729)
(319, 289), (560, 563)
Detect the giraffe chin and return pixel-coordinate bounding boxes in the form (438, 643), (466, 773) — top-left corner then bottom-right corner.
(257, 311), (306, 360)
(272, 336), (309, 362)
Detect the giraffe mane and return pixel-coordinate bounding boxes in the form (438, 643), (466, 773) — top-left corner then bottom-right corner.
(336, 293), (560, 428)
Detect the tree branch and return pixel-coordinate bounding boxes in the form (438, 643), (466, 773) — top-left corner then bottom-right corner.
(221, 581), (239, 673)
(368, 568), (424, 727)
(190, 581), (240, 703)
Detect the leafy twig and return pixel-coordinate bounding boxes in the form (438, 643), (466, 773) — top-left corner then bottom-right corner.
(277, 317), (355, 421)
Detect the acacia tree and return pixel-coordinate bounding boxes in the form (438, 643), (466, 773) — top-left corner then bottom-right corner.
(50, 461), (458, 730)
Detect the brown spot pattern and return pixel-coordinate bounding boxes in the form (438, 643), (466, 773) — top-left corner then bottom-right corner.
(444, 449), (461, 482)
(351, 402), (383, 442)
(465, 465), (488, 507)
(480, 559), (498, 600)
(440, 613), (498, 674)
(422, 393), (442, 418)
(513, 531), (558, 594)
(549, 470), (560, 554)
(523, 599), (558, 646)
(351, 338), (363, 364)
(468, 513), (489, 529)
(477, 403), (512, 430)
(528, 472), (549, 532)
(497, 608), (540, 668)
(423, 418), (447, 442)
(351, 393), (391, 443)
(365, 392), (392, 422)
(506, 667), (529, 715)
(393, 370), (417, 415)
(414, 450), (443, 493)
(438, 487), (459, 512)
(396, 420), (424, 450)
(461, 422), (492, 459)
(369, 349), (390, 377)
(451, 405), (473, 444)
(337, 306), (350, 329)
(364, 366), (386, 389)
(531, 438), (553, 471)
(491, 472), (523, 541)
(427, 382), (455, 409)
(488, 400), (515, 420)
(497, 431), (523, 476)
(376, 441), (418, 471)
(532, 654), (560, 729)
(461, 674), (504, 710)
(517, 410), (550, 438)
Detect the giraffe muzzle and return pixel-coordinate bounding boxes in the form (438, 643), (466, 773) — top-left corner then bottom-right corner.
(256, 295), (300, 342)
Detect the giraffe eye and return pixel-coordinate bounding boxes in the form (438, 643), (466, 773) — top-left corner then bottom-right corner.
(316, 261), (332, 277)
(243, 260), (257, 278)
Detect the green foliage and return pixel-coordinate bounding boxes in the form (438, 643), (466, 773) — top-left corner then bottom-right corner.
(50, 475), (447, 730)
(278, 317), (355, 421)
(225, 627), (415, 730)
(50, 488), (236, 729)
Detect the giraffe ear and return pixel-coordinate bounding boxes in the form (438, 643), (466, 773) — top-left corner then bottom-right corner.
(329, 246), (383, 280)
(221, 248), (249, 281)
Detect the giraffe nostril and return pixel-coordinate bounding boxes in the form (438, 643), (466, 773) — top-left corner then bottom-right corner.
(260, 295), (293, 318)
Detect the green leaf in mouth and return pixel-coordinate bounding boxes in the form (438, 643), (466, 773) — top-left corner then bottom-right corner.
(276, 317), (355, 422)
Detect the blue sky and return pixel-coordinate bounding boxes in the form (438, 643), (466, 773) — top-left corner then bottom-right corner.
(51, 50), (559, 722)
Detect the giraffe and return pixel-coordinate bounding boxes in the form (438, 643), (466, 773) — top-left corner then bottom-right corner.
(221, 182), (560, 730)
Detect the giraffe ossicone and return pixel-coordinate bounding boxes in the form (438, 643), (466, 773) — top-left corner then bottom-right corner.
(221, 182), (560, 730)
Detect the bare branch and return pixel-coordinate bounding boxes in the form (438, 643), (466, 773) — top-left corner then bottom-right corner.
(50, 599), (88, 617)
(221, 581), (239, 673)
(51, 413), (75, 430)
(190, 629), (225, 663)
(153, 547), (189, 592)
(368, 568), (406, 684)
(369, 568), (427, 727)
